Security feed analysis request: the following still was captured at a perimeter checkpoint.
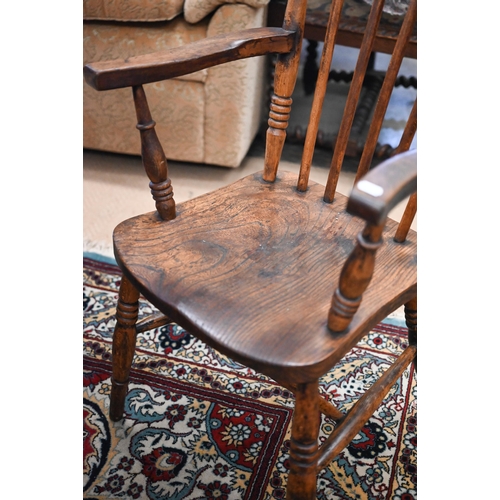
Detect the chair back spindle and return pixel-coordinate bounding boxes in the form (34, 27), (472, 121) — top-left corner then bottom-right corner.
(132, 85), (176, 221)
(263, 0), (308, 182)
(354, 0), (417, 182)
(392, 98), (417, 158)
(394, 192), (417, 242)
(298, 0), (346, 192)
(285, 0), (417, 203)
(322, 0), (387, 202)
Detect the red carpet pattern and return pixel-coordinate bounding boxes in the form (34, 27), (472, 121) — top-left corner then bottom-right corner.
(83, 255), (416, 499)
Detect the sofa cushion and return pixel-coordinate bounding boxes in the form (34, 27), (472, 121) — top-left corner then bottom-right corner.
(184, 0), (269, 24)
(83, 0), (184, 22)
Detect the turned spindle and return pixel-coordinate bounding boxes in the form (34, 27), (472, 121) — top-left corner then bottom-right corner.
(287, 381), (320, 500)
(328, 224), (383, 332)
(263, 0), (307, 182)
(110, 276), (140, 421)
(132, 85), (176, 221)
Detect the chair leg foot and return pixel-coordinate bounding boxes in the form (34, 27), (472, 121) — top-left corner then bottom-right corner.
(404, 296), (417, 370)
(286, 381), (320, 500)
(109, 275), (140, 421)
(110, 379), (129, 422)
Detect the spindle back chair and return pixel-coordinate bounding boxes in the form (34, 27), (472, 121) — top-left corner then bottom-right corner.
(84, 0), (417, 497)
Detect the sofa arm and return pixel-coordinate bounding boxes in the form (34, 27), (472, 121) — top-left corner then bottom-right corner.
(184, 0), (270, 23)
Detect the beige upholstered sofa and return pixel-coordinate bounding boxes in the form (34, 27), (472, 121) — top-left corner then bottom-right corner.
(83, 0), (270, 167)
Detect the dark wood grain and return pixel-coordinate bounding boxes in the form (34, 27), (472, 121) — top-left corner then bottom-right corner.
(109, 275), (140, 422)
(113, 170), (416, 384)
(132, 85), (176, 221)
(323, 0), (387, 202)
(85, 1), (418, 497)
(84, 27), (294, 91)
(263, 0), (308, 182)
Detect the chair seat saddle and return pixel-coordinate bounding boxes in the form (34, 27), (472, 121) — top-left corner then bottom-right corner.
(114, 170), (416, 384)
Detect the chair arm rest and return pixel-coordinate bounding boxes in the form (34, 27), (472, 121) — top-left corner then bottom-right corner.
(347, 150), (417, 226)
(84, 27), (294, 91)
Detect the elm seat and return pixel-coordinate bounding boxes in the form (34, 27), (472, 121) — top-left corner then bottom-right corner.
(113, 169), (416, 383)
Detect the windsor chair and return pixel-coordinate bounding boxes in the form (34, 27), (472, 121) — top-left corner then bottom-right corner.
(84, 0), (417, 497)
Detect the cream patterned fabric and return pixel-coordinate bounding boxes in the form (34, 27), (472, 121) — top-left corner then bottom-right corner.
(83, 0), (184, 21)
(83, 3), (268, 167)
(83, 17), (210, 162)
(184, 0), (269, 23)
(203, 4), (267, 167)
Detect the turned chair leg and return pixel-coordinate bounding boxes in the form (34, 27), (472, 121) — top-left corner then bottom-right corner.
(404, 297), (417, 370)
(110, 275), (140, 422)
(287, 381), (320, 500)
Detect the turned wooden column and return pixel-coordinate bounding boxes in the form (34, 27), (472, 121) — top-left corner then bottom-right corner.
(132, 84), (176, 221)
(405, 296), (417, 369)
(287, 380), (320, 500)
(263, 0), (307, 182)
(328, 223), (383, 332)
(110, 275), (140, 421)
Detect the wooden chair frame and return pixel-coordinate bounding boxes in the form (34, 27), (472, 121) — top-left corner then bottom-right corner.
(84, 0), (417, 497)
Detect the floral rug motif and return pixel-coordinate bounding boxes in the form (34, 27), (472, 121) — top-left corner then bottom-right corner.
(83, 254), (416, 499)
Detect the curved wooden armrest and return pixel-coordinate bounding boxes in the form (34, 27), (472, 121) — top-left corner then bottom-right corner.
(84, 27), (295, 91)
(347, 150), (417, 226)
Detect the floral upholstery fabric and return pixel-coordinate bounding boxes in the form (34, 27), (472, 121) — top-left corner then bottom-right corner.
(184, 0), (269, 24)
(83, 3), (268, 167)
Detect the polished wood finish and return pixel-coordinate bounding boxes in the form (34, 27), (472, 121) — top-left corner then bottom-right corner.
(135, 312), (172, 334)
(275, 0), (417, 166)
(110, 275), (140, 422)
(132, 85), (176, 221)
(84, 1), (417, 497)
(113, 170), (416, 384)
(394, 192), (417, 243)
(84, 27), (294, 91)
(263, 0), (308, 182)
(298, 0), (345, 191)
(287, 381), (321, 499)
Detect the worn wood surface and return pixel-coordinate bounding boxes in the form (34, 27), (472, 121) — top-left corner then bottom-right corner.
(84, 27), (294, 91)
(109, 275), (140, 422)
(113, 171), (416, 384)
(264, 0), (308, 182)
(85, 1), (418, 496)
(132, 85), (176, 220)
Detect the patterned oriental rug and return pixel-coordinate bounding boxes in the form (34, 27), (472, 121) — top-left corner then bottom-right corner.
(83, 254), (417, 499)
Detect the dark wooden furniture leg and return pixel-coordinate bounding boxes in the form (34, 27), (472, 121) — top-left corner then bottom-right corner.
(405, 296), (417, 369)
(110, 275), (140, 422)
(287, 380), (321, 500)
